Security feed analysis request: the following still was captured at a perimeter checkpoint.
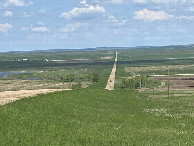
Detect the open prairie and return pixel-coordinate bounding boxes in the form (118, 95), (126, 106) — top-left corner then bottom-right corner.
(0, 47), (194, 145)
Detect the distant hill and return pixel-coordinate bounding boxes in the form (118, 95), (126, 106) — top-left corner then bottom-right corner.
(3, 44), (194, 53)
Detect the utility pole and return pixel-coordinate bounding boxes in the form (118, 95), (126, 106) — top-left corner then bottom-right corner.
(69, 76), (70, 89)
(152, 73), (155, 97)
(168, 66), (170, 99)
(140, 76), (142, 89)
(63, 76), (65, 89)
(144, 78), (147, 92)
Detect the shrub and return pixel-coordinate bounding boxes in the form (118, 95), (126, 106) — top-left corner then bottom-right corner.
(72, 82), (82, 90)
(121, 76), (152, 89)
(90, 73), (100, 82)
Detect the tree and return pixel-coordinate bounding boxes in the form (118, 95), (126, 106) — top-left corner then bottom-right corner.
(121, 76), (151, 89)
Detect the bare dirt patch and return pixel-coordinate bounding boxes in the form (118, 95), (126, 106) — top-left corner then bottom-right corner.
(124, 64), (194, 73)
(0, 80), (89, 92)
(100, 56), (113, 60)
(155, 76), (194, 91)
(0, 80), (89, 105)
(0, 89), (70, 105)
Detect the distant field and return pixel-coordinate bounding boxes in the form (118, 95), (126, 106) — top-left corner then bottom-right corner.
(117, 47), (194, 61)
(114, 48), (194, 89)
(1, 47), (194, 90)
(0, 50), (115, 61)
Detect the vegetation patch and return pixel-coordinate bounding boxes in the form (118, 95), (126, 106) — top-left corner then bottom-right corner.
(0, 89), (194, 145)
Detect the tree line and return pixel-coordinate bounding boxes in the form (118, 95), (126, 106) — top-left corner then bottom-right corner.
(40, 73), (100, 83)
(121, 76), (152, 89)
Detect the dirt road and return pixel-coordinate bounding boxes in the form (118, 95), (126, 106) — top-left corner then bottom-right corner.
(105, 52), (118, 90)
(0, 89), (70, 105)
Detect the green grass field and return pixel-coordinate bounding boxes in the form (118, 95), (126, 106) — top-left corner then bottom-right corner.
(0, 89), (193, 145)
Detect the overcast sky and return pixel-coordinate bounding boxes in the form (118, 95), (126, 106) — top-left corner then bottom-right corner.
(1, 0), (194, 51)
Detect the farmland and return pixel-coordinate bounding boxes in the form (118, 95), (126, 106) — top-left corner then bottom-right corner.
(0, 46), (194, 145)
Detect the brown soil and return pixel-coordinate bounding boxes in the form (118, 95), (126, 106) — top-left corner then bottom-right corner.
(0, 80), (72, 92)
(155, 76), (194, 91)
(124, 64), (194, 73)
(0, 89), (70, 105)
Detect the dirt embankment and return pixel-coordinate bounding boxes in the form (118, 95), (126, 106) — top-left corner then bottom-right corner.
(0, 80), (90, 105)
(0, 89), (70, 105)
(105, 52), (118, 90)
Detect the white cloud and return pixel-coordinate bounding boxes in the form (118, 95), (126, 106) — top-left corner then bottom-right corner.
(80, 0), (89, 7)
(133, 0), (194, 4)
(59, 27), (76, 33)
(112, 0), (123, 4)
(50, 33), (68, 40)
(134, 9), (174, 22)
(21, 10), (46, 17)
(144, 36), (172, 41)
(133, 0), (146, 3)
(0, 23), (12, 33)
(177, 27), (187, 33)
(133, 0), (177, 4)
(38, 10), (46, 15)
(37, 21), (45, 26)
(80, 0), (87, 5)
(1, 0), (33, 9)
(21, 25), (50, 32)
(60, 5), (105, 20)
(177, 15), (194, 20)
(21, 12), (31, 17)
(106, 14), (127, 25)
(88, 0), (125, 5)
(31, 27), (49, 32)
(21, 26), (30, 31)
(59, 23), (87, 33)
(188, 6), (194, 12)
(3, 11), (12, 17)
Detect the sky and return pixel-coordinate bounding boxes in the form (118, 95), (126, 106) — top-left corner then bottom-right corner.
(1, 0), (194, 52)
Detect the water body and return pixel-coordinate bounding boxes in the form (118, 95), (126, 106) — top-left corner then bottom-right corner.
(0, 71), (33, 77)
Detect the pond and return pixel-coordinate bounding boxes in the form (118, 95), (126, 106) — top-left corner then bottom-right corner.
(0, 71), (33, 77)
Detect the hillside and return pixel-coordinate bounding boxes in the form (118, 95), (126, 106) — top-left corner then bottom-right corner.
(0, 88), (193, 145)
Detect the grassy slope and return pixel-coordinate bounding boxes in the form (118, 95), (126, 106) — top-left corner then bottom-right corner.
(0, 89), (193, 145)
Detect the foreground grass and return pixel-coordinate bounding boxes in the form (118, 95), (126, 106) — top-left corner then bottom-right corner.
(0, 89), (194, 145)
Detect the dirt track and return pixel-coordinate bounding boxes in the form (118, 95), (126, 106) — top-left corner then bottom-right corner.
(0, 89), (70, 105)
(105, 52), (118, 90)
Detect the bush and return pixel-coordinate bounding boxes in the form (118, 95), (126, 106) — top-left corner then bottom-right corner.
(121, 76), (152, 89)
(72, 82), (82, 90)
(90, 73), (100, 82)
